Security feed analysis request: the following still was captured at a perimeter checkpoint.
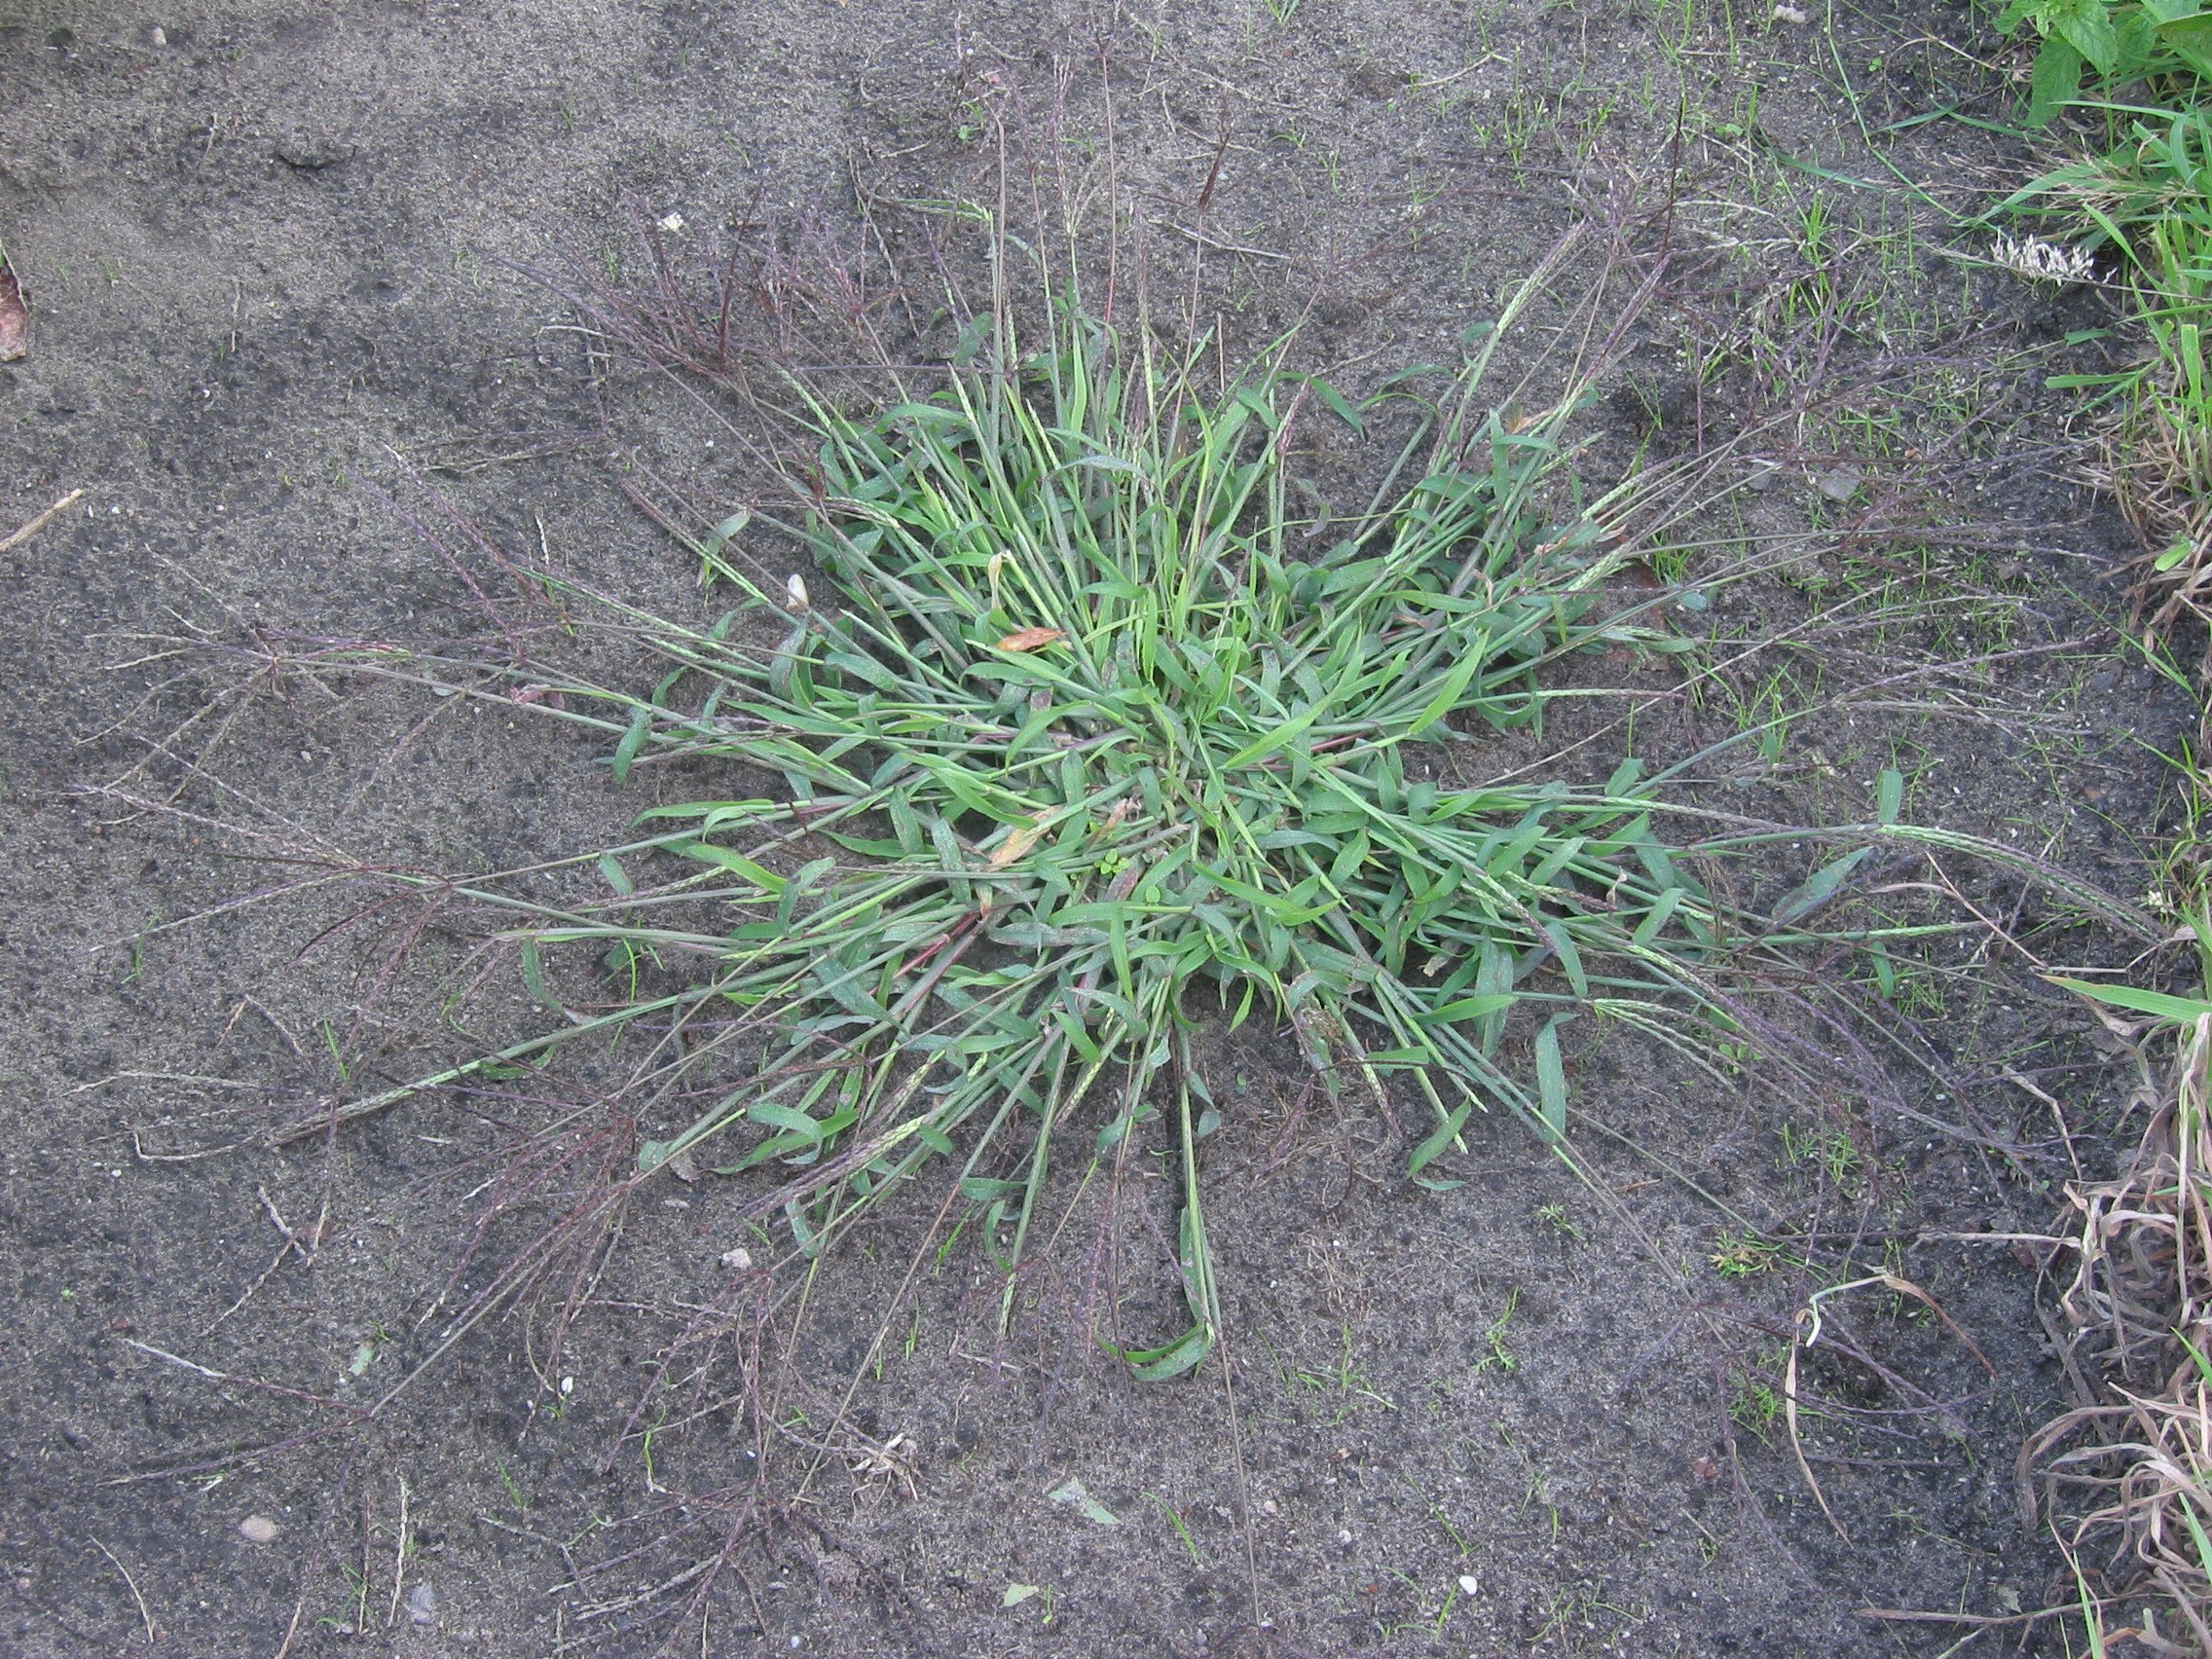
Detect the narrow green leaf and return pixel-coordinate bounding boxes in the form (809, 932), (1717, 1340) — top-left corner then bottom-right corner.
(610, 705), (652, 785)
(1772, 846), (1874, 926)
(518, 938), (558, 1009)
(1631, 885), (1687, 945)
(1420, 992), (1517, 1027)
(1533, 1017), (1567, 1140)
(786, 1197), (820, 1257)
(1406, 1100), (1473, 1178)
(1875, 767), (1903, 826)
(1303, 375), (1366, 436)
(670, 839), (787, 894)
(1543, 922), (1588, 996)
(1114, 1322), (1213, 1382)
(1401, 641), (1484, 739)
(748, 1100), (829, 1139)
(1222, 699), (1324, 769)
(2045, 976), (2212, 1025)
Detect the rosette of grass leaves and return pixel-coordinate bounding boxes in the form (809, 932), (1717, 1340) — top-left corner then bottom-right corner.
(462, 268), (1756, 1379)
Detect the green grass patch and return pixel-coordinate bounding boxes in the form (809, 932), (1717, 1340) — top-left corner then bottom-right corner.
(313, 209), (2141, 1382)
(523, 240), (1744, 1377)
(1985, 8), (2212, 626)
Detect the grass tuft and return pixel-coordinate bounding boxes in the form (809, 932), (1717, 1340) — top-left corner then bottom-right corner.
(2026, 960), (2212, 1652)
(268, 180), (2159, 1394)
(1990, 68), (2212, 635)
(477, 224), (1765, 1376)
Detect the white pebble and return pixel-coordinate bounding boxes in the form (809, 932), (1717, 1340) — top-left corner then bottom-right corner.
(238, 1516), (280, 1544)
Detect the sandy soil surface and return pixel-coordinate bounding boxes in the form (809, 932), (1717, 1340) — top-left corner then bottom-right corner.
(0, 3), (2194, 1654)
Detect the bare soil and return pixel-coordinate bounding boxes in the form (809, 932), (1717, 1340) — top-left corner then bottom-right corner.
(0, 3), (2196, 1655)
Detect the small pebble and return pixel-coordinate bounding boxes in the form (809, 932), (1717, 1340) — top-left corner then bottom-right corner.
(720, 1245), (753, 1272)
(239, 1516), (280, 1544)
(1815, 464), (1863, 502)
(1458, 1574), (1481, 1595)
(407, 1582), (436, 1625)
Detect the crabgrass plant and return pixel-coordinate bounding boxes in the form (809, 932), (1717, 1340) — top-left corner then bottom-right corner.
(314, 226), (2067, 1381)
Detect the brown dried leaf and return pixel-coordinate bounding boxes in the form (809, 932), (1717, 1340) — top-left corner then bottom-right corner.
(992, 626), (1064, 652)
(987, 821), (1044, 869)
(0, 266), (25, 362)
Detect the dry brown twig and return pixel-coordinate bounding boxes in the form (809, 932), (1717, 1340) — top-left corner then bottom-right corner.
(0, 487), (85, 552)
(1787, 1270), (1996, 1542)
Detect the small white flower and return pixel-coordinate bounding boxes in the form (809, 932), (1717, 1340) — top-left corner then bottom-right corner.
(786, 572), (810, 612)
(1992, 232), (2096, 284)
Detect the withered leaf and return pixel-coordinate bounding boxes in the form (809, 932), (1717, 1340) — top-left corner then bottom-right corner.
(0, 267), (25, 362)
(992, 626), (1065, 652)
(987, 821), (1044, 869)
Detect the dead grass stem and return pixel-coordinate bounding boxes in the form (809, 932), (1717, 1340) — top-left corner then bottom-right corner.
(2021, 1010), (2212, 1653)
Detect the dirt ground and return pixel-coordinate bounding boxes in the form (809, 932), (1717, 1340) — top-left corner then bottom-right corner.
(1, 2), (2198, 1655)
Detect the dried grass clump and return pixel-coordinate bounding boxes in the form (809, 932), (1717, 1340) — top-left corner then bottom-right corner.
(2020, 1011), (2212, 1654)
(2108, 366), (2212, 642)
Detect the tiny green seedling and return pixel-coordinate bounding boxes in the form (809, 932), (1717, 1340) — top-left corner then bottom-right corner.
(122, 905), (163, 985)
(1473, 1288), (1521, 1375)
(1728, 1372), (1785, 1442)
(319, 1018), (350, 1085)
(1293, 1325), (1398, 1421)
(1709, 1229), (1784, 1279)
(1534, 1202), (1582, 1239)
(494, 1457), (528, 1515)
(1142, 1490), (1207, 1567)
